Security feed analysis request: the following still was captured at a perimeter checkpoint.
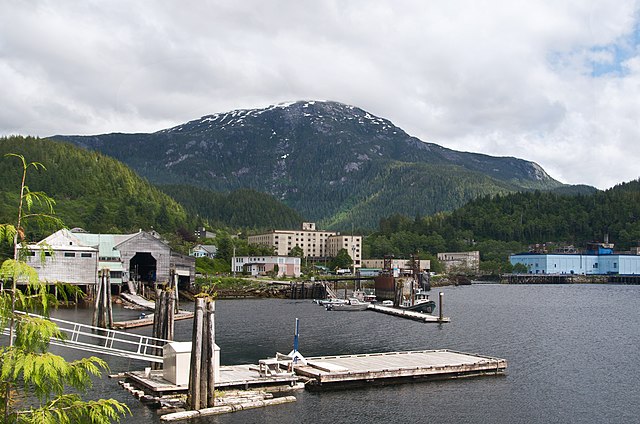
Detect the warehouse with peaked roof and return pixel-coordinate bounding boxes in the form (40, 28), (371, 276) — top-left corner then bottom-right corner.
(25, 228), (195, 293)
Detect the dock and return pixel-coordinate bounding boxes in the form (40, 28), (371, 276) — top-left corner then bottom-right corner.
(367, 304), (450, 323)
(115, 292), (194, 329)
(126, 364), (301, 396)
(295, 349), (506, 389)
(113, 311), (194, 329)
(127, 349), (505, 395)
(121, 292), (156, 310)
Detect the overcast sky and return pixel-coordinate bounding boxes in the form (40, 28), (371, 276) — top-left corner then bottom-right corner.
(1, 1), (639, 189)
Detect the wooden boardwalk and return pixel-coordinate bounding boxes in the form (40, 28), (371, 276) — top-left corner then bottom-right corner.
(295, 349), (506, 388)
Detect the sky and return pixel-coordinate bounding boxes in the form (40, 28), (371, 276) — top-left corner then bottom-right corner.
(1, 1), (639, 190)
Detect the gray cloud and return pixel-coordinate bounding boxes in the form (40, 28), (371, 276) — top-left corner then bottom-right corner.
(1, 0), (639, 189)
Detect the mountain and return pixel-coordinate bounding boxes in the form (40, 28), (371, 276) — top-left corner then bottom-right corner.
(0, 136), (188, 238)
(52, 100), (567, 229)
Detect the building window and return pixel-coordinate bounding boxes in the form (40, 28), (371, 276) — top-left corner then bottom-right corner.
(81, 253), (92, 258)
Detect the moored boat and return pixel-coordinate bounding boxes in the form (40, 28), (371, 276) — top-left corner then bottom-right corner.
(400, 290), (436, 314)
(316, 297), (347, 306)
(326, 297), (370, 311)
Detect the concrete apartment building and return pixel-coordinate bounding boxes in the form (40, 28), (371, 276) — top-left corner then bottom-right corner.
(248, 222), (362, 268)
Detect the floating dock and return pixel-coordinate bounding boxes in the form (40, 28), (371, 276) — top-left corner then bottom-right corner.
(126, 349), (505, 395)
(126, 364), (301, 396)
(295, 349), (506, 389)
(367, 304), (450, 323)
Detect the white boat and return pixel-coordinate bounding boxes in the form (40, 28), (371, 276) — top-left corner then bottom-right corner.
(316, 297), (347, 306)
(326, 297), (370, 311)
(353, 289), (377, 303)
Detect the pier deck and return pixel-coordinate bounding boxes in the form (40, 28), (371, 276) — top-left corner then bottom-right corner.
(295, 349), (506, 388)
(113, 310), (194, 329)
(368, 304), (450, 322)
(126, 350), (506, 395)
(127, 364), (300, 396)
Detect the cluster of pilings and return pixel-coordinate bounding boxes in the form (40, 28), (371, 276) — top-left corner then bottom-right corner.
(92, 269), (113, 328)
(188, 297), (217, 410)
(289, 281), (328, 299)
(152, 289), (175, 369)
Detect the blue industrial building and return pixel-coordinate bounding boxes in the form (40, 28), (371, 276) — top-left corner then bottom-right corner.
(510, 243), (640, 275)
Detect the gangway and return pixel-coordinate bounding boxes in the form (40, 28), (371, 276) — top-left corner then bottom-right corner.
(3, 311), (170, 363)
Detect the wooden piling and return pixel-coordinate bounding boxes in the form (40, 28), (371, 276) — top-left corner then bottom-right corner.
(438, 291), (444, 322)
(206, 300), (216, 408)
(188, 297), (217, 410)
(152, 288), (176, 369)
(93, 269), (113, 329)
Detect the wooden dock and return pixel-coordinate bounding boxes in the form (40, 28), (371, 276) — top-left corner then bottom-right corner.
(294, 349), (506, 389)
(368, 304), (450, 323)
(126, 364), (301, 396)
(113, 310), (194, 329)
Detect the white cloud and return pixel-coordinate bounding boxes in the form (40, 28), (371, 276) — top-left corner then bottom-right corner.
(1, 0), (639, 189)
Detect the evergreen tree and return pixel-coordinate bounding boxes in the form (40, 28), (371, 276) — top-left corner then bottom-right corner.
(0, 154), (129, 423)
(330, 248), (353, 271)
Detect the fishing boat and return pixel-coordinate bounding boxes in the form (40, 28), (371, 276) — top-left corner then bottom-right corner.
(326, 298), (370, 311)
(400, 289), (436, 314)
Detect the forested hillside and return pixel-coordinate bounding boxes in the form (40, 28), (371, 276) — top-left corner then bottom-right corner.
(159, 185), (304, 230)
(365, 180), (640, 273)
(0, 136), (189, 239)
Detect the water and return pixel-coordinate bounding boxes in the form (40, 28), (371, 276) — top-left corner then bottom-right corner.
(48, 284), (640, 423)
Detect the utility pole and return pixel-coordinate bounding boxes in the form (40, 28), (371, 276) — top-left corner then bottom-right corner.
(232, 244), (236, 277)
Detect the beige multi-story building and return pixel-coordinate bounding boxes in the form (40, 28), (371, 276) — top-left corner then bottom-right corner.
(248, 222), (362, 268)
(437, 251), (480, 273)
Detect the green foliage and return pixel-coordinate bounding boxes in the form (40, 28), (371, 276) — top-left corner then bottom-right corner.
(51, 101), (565, 232)
(159, 185), (303, 231)
(0, 136), (188, 246)
(195, 257), (216, 275)
(0, 153), (129, 423)
(288, 246), (304, 257)
(364, 179), (640, 274)
(330, 248), (353, 271)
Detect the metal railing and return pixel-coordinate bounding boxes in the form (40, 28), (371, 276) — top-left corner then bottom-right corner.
(3, 311), (170, 363)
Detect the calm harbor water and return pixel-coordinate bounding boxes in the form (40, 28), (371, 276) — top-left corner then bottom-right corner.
(49, 283), (640, 424)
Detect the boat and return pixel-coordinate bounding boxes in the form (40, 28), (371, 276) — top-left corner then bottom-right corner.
(400, 290), (436, 314)
(315, 297), (347, 306)
(353, 289), (377, 303)
(326, 298), (370, 311)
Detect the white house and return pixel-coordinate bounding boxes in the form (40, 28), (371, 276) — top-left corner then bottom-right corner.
(190, 244), (217, 259)
(232, 255), (301, 277)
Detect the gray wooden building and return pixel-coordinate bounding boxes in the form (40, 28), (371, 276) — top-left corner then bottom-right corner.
(26, 228), (195, 293)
